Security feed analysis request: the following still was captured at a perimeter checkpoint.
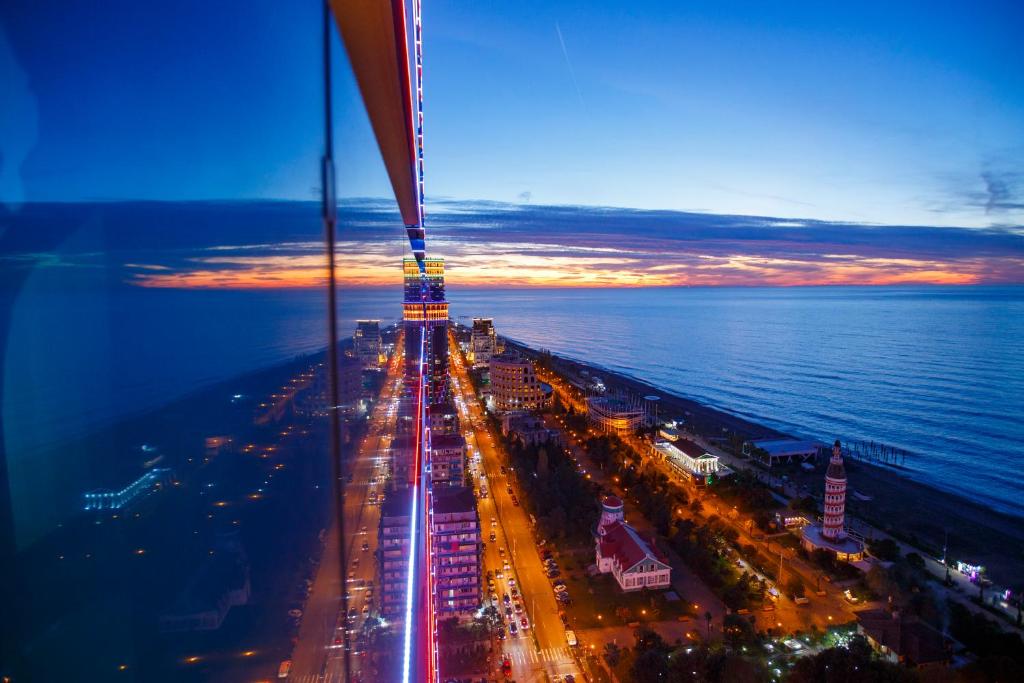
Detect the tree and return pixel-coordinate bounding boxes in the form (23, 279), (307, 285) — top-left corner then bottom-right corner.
(705, 610), (713, 639)
(602, 642), (622, 668)
(868, 537), (901, 562)
(788, 636), (918, 683)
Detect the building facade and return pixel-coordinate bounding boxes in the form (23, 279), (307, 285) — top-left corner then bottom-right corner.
(652, 439), (727, 486)
(488, 351), (550, 412)
(354, 319), (384, 367)
(594, 496), (671, 592)
(431, 486), (481, 616)
(403, 257), (449, 404)
(430, 433), (466, 486)
(587, 396), (646, 434)
(468, 318), (497, 368)
(380, 488), (413, 620)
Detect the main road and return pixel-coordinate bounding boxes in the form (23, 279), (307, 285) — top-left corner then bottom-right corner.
(449, 336), (581, 682)
(290, 347), (406, 683)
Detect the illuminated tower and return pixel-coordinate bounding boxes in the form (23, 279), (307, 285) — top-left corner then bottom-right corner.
(822, 439), (847, 540)
(403, 257), (449, 403)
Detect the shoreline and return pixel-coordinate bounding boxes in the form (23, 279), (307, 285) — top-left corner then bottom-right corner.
(506, 338), (1024, 586)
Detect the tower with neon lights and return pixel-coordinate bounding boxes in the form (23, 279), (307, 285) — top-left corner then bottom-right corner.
(822, 439), (848, 540)
(403, 256), (449, 403)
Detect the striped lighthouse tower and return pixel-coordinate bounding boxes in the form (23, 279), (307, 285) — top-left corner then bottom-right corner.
(821, 439), (847, 540)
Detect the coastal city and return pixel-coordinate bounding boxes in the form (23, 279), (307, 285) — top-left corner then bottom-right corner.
(267, 256), (1020, 683)
(3, 2), (1023, 683)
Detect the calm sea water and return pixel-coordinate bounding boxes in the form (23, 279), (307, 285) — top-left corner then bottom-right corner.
(4, 284), (1023, 518)
(450, 286), (1024, 519)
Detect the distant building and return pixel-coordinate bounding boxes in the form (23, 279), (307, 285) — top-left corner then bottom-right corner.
(294, 357), (363, 418)
(159, 532), (250, 632)
(857, 609), (950, 670)
(403, 257), (449, 404)
(652, 440), (729, 486)
(488, 350), (550, 412)
(380, 487), (413, 620)
(430, 433), (466, 486)
(84, 468), (173, 511)
(801, 440), (864, 562)
(587, 396), (645, 434)
(468, 318), (498, 368)
(428, 401), (460, 436)
(743, 439), (824, 469)
(500, 412), (561, 447)
(594, 495), (671, 592)
(354, 319), (384, 367)
(389, 434), (416, 489)
(431, 486), (481, 615)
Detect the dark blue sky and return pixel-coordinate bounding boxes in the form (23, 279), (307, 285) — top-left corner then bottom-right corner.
(1, 0), (1022, 228)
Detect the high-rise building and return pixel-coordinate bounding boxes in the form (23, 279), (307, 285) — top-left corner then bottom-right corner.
(403, 257), (449, 403)
(468, 318), (497, 368)
(428, 401), (460, 436)
(429, 433), (466, 486)
(380, 487), (414, 620)
(488, 350), (551, 412)
(430, 486), (480, 615)
(354, 319), (383, 367)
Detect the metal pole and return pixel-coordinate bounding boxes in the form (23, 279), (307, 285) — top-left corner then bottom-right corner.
(321, 2), (350, 681)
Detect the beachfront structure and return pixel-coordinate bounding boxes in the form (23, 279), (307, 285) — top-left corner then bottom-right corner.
(380, 487), (413, 620)
(354, 319), (384, 366)
(587, 395), (646, 434)
(84, 468), (173, 511)
(594, 495), (672, 592)
(431, 486), (481, 615)
(468, 318), (498, 368)
(652, 439), (729, 486)
(488, 350), (551, 412)
(801, 440), (865, 561)
(403, 257), (449, 403)
(743, 438), (824, 469)
(430, 433), (466, 486)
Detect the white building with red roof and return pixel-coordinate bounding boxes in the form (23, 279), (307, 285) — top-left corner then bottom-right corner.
(594, 495), (672, 592)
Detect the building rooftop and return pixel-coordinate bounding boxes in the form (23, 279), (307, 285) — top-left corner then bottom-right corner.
(801, 523), (863, 554)
(749, 439), (825, 456)
(857, 609), (949, 666)
(431, 433), (466, 449)
(432, 486), (476, 514)
(599, 520), (668, 572)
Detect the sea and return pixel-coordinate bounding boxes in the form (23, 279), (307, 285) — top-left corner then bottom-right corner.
(4, 284), (1023, 519)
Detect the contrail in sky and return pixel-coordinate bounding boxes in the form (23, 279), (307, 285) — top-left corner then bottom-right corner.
(555, 22), (585, 110)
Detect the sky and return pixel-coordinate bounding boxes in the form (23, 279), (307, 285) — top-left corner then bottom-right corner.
(1, 1), (1023, 286)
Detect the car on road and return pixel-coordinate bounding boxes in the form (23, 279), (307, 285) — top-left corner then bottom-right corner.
(503, 593), (511, 604)
(489, 532), (496, 542)
(361, 542), (369, 552)
(496, 626), (506, 640)
(511, 496), (519, 506)
(547, 568), (561, 578)
(553, 579), (567, 590)
(504, 605), (513, 618)
(506, 485), (513, 494)
(491, 517), (497, 527)
(559, 612), (570, 626)
(514, 601), (523, 614)
(520, 616), (530, 630)
(508, 577), (516, 588)
(509, 621), (519, 637)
